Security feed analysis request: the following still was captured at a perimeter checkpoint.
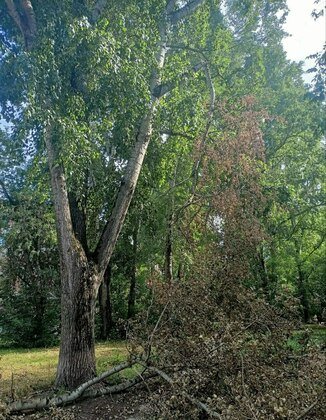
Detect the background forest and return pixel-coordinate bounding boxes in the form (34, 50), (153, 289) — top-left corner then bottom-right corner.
(0, 0), (325, 418)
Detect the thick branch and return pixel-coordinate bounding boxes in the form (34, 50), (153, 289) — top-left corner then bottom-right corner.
(5, 0), (24, 34)
(0, 179), (17, 205)
(94, 16), (169, 276)
(21, 0), (37, 45)
(8, 359), (140, 414)
(44, 124), (79, 259)
(168, 0), (206, 24)
(5, 0), (37, 50)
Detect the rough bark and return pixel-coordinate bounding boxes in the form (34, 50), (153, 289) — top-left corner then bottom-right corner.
(45, 125), (98, 389)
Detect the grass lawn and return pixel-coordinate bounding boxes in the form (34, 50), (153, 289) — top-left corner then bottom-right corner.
(1, 325), (324, 403)
(287, 324), (326, 351)
(0, 341), (128, 401)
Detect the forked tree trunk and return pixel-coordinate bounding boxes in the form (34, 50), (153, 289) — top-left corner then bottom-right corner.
(5, 0), (206, 390)
(45, 20), (169, 386)
(45, 127), (99, 388)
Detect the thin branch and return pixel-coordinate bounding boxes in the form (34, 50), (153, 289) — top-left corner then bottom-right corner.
(175, 60), (216, 216)
(302, 233), (325, 263)
(160, 130), (195, 140)
(168, 0), (206, 24)
(296, 400), (318, 420)
(209, 321), (257, 355)
(146, 302), (170, 361)
(166, 0), (178, 14)
(143, 364), (222, 419)
(153, 62), (204, 98)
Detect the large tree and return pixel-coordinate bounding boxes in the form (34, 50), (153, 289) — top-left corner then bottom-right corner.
(0, 0), (211, 388)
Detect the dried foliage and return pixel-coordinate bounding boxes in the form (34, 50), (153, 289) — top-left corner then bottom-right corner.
(130, 276), (325, 419)
(129, 100), (325, 418)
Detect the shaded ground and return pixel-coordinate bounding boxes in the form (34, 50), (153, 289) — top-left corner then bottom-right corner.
(9, 386), (153, 420)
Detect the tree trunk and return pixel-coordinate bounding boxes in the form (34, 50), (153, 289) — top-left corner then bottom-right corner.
(164, 212), (174, 283)
(297, 266), (309, 323)
(256, 246), (269, 296)
(127, 221), (140, 319)
(56, 259), (98, 389)
(292, 225), (309, 322)
(98, 264), (113, 339)
(45, 126), (98, 389)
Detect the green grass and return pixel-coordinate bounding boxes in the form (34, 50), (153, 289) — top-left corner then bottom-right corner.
(1, 326), (324, 402)
(287, 324), (326, 351)
(0, 341), (128, 401)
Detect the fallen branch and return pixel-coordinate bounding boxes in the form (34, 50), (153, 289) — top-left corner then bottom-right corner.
(8, 358), (139, 414)
(144, 364), (222, 419)
(83, 371), (157, 399)
(296, 400), (318, 420)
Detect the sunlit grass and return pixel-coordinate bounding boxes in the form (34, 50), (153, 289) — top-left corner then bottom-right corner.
(0, 341), (127, 401)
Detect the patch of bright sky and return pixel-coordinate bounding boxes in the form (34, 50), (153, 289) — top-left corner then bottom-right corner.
(282, 0), (325, 82)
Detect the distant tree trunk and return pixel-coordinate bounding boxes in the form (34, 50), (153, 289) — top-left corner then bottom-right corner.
(164, 212), (174, 283)
(257, 246), (269, 294)
(297, 265), (309, 322)
(127, 220), (140, 319)
(98, 264), (113, 339)
(33, 292), (46, 345)
(291, 224), (309, 322)
(177, 262), (184, 281)
(294, 242), (309, 322)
